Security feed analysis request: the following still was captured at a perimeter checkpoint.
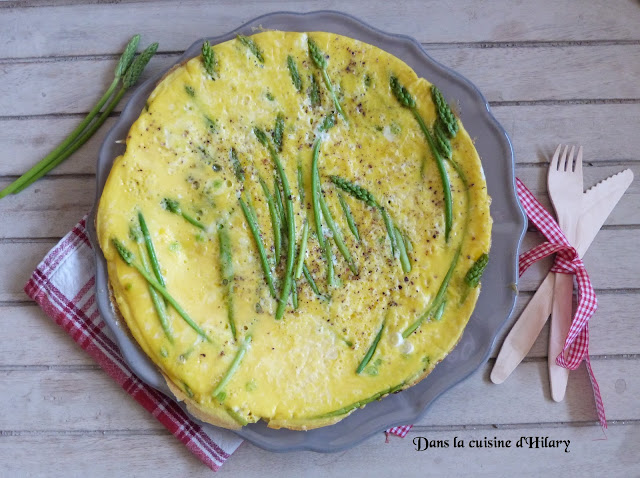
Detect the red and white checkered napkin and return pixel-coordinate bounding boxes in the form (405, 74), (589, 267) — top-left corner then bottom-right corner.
(24, 216), (410, 471)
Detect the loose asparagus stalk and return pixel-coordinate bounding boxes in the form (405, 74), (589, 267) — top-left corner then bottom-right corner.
(356, 320), (386, 374)
(403, 245), (461, 338)
(129, 223), (173, 342)
(8, 40), (158, 195)
(218, 223), (237, 341)
(258, 176), (282, 262)
(254, 127), (296, 320)
(308, 37), (347, 122)
(390, 76), (453, 242)
(237, 35), (264, 63)
(161, 198), (207, 230)
(212, 334), (252, 398)
(337, 192), (360, 242)
(201, 40), (217, 79)
(238, 196), (277, 298)
(287, 55), (303, 92)
(0, 35), (140, 199)
(111, 238), (211, 342)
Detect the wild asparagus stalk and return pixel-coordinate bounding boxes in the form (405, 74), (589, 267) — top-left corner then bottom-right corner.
(0, 34), (140, 199)
(431, 85), (459, 138)
(394, 226), (412, 273)
(254, 127), (296, 320)
(229, 148), (245, 182)
(309, 73), (321, 107)
(161, 198), (207, 230)
(212, 335), (252, 398)
(403, 246), (461, 338)
(465, 253), (489, 288)
(259, 176), (282, 262)
(237, 35), (264, 63)
(111, 238), (211, 342)
(218, 223), (237, 341)
(137, 212), (166, 289)
(313, 382), (406, 419)
(272, 113), (285, 153)
(302, 263), (325, 299)
(318, 188), (358, 275)
(390, 76), (453, 242)
(308, 37), (347, 122)
(338, 192), (360, 242)
(294, 220), (309, 279)
(291, 278), (299, 309)
(129, 223), (173, 342)
(238, 196), (277, 298)
(356, 320), (386, 374)
(9, 40), (159, 195)
(330, 176), (403, 263)
(287, 55), (303, 92)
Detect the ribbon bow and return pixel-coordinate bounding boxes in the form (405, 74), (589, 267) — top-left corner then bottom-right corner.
(516, 178), (606, 428)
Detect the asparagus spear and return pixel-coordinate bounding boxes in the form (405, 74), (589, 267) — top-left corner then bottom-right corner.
(161, 198), (207, 230)
(0, 35), (140, 199)
(394, 226), (412, 273)
(465, 253), (489, 288)
(253, 127), (296, 320)
(137, 212), (166, 289)
(201, 40), (217, 79)
(318, 188), (358, 275)
(111, 238), (211, 342)
(291, 278), (299, 309)
(325, 238), (335, 287)
(403, 245), (461, 338)
(8, 41), (159, 195)
(431, 85), (459, 138)
(308, 37), (347, 122)
(330, 176), (404, 264)
(129, 222), (173, 342)
(390, 75), (453, 242)
(313, 382), (406, 419)
(294, 220), (309, 279)
(356, 320), (386, 374)
(302, 263), (325, 299)
(237, 35), (264, 63)
(229, 148), (245, 182)
(309, 73), (321, 107)
(212, 335), (252, 398)
(337, 192), (360, 242)
(287, 55), (303, 92)
(272, 113), (285, 153)
(218, 223), (237, 341)
(258, 176), (282, 262)
(238, 196), (277, 298)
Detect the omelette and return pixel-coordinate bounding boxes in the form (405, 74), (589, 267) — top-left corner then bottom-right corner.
(96, 31), (492, 430)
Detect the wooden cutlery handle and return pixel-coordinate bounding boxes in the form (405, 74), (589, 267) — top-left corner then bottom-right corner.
(548, 273), (573, 402)
(491, 273), (555, 384)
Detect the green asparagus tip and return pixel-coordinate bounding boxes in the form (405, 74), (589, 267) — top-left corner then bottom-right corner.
(465, 253), (489, 288)
(390, 76), (416, 108)
(307, 37), (327, 69)
(253, 127), (269, 147)
(122, 42), (159, 89)
(161, 198), (181, 214)
(112, 238), (135, 265)
(237, 34), (264, 63)
(115, 34), (140, 78)
(202, 40), (217, 78)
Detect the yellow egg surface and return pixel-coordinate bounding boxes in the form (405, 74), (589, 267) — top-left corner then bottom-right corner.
(96, 31), (492, 430)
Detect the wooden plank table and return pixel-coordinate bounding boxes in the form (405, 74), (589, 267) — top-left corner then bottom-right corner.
(1, 1), (638, 476)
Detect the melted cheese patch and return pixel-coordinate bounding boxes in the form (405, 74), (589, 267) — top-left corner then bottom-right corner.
(97, 31), (491, 428)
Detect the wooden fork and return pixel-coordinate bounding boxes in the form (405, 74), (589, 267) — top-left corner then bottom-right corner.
(547, 144), (583, 401)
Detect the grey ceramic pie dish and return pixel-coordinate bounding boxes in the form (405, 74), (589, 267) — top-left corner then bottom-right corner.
(87, 10), (527, 453)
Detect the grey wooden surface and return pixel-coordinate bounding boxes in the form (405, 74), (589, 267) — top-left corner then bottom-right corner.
(0, 1), (638, 476)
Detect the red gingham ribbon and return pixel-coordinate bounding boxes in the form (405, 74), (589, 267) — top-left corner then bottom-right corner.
(516, 178), (606, 428)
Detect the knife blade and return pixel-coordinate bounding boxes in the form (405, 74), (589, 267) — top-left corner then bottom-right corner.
(490, 169), (633, 384)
